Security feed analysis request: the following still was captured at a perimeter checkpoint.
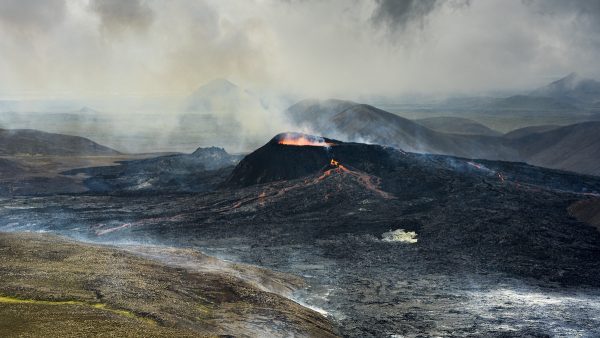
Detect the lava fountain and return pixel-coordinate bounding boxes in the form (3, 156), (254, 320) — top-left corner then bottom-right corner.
(276, 132), (335, 147)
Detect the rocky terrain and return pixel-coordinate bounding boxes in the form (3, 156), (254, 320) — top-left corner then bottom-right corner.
(570, 198), (600, 231)
(0, 154), (169, 197)
(64, 147), (242, 193)
(2, 134), (600, 336)
(0, 146), (242, 196)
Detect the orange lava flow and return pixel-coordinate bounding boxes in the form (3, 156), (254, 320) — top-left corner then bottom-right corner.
(467, 161), (484, 170)
(278, 135), (333, 147)
(497, 172), (505, 183)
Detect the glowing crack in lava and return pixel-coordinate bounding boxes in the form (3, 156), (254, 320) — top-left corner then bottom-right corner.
(329, 158), (347, 170)
(277, 132), (334, 147)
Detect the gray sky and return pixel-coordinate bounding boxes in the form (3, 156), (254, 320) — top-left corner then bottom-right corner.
(0, 0), (599, 99)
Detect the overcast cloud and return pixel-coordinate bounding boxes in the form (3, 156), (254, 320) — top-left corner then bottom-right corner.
(0, 0), (599, 99)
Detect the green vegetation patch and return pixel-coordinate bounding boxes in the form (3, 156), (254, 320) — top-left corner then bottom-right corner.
(0, 296), (156, 326)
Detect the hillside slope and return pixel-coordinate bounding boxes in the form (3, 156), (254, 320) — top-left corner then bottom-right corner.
(415, 116), (501, 136)
(287, 99), (600, 176)
(503, 125), (561, 139)
(0, 129), (119, 156)
(509, 122), (600, 176)
(286, 99), (515, 160)
(0, 232), (336, 337)
(64, 147), (242, 193)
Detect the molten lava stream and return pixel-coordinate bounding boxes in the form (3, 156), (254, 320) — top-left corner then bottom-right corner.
(277, 134), (334, 147)
(321, 158), (393, 199)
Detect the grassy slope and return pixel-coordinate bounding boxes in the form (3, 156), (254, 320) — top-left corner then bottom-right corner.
(0, 232), (337, 337)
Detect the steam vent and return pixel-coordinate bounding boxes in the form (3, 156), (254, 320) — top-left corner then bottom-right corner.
(225, 132), (395, 187)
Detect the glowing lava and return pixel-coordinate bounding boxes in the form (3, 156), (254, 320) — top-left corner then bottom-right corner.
(277, 133), (334, 147)
(497, 172), (505, 183)
(329, 158), (347, 170)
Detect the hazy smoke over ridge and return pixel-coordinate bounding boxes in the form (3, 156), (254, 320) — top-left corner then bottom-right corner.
(0, 0), (599, 99)
(371, 0), (441, 32)
(1, 0), (600, 153)
(0, 0), (66, 34)
(90, 0), (154, 36)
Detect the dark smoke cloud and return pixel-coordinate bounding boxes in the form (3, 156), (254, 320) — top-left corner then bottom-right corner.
(530, 0), (600, 29)
(371, 0), (439, 31)
(531, 0), (600, 18)
(526, 0), (600, 50)
(90, 0), (154, 35)
(0, 0), (599, 99)
(0, 0), (66, 34)
(371, 0), (471, 33)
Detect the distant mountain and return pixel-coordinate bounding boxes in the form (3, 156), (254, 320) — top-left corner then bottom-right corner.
(185, 78), (244, 112)
(415, 117), (501, 136)
(432, 93), (580, 113)
(491, 95), (579, 112)
(0, 129), (119, 156)
(286, 99), (600, 176)
(74, 106), (102, 115)
(531, 73), (600, 105)
(503, 125), (561, 139)
(423, 74), (600, 115)
(286, 99), (516, 160)
(286, 99), (357, 129)
(508, 122), (600, 176)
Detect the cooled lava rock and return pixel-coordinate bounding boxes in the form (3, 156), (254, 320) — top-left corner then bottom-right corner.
(64, 147), (242, 193)
(224, 132), (396, 187)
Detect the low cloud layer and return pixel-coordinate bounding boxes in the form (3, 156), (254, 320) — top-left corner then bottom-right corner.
(0, 0), (599, 99)
(371, 0), (440, 32)
(90, 0), (154, 35)
(0, 0), (66, 34)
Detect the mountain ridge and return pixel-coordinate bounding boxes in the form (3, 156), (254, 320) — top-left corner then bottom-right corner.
(0, 128), (119, 156)
(286, 99), (600, 176)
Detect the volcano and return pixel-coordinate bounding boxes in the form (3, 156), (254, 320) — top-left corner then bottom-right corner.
(225, 132), (397, 187)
